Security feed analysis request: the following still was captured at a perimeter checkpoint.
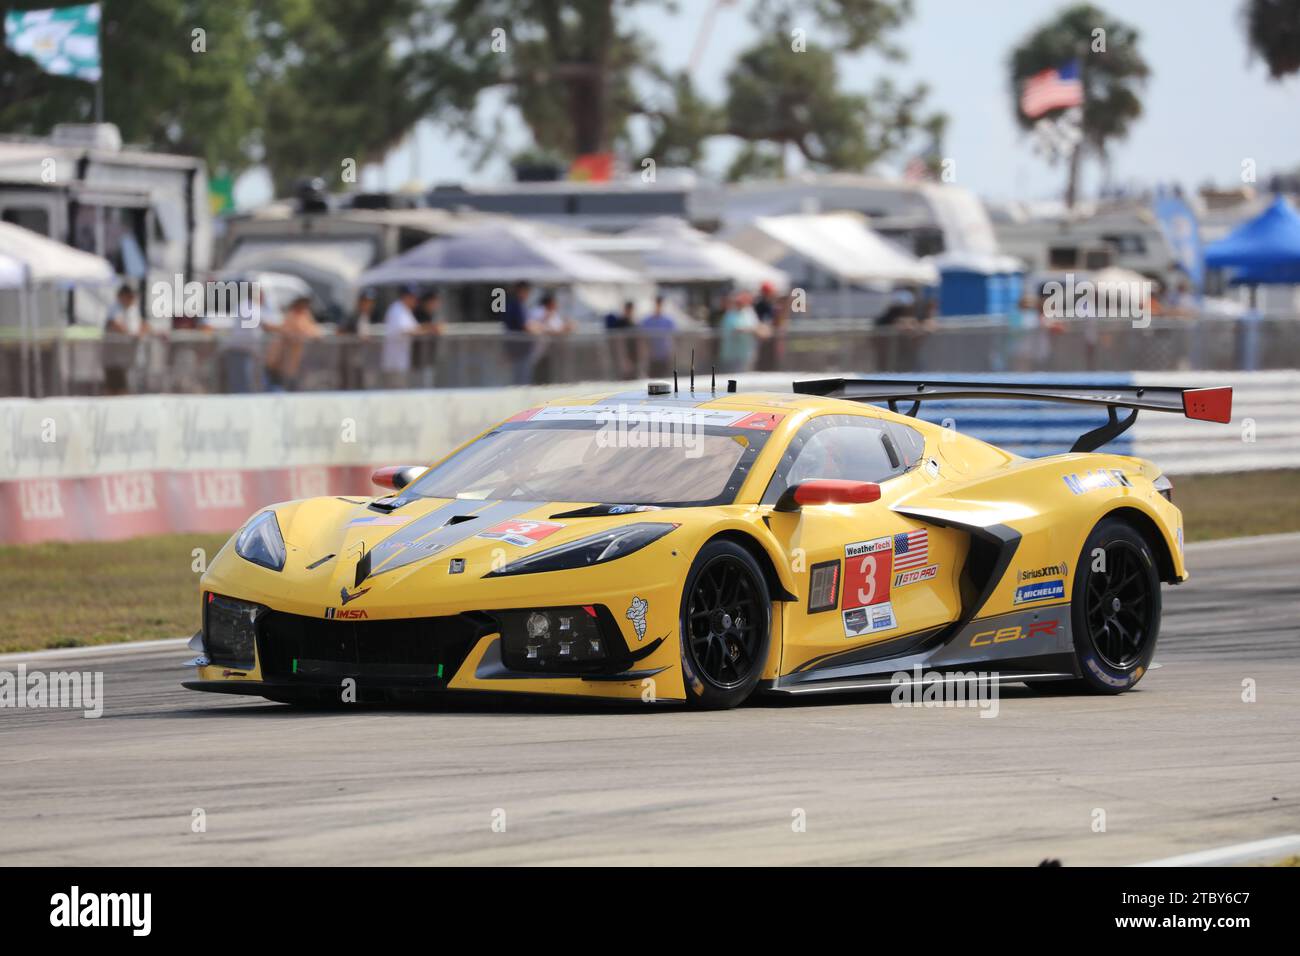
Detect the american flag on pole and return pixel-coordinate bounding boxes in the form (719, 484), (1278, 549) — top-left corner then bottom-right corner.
(892, 529), (929, 571)
(1020, 60), (1083, 120)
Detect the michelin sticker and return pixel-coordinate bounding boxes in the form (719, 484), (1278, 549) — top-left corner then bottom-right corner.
(1013, 579), (1066, 605)
(626, 596), (648, 641)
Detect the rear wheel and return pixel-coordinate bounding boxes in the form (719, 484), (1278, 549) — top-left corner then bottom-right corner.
(679, 540), (772, 710)
(1030, 517), (1161, 695)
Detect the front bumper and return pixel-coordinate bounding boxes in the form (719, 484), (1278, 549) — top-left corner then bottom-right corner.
(185, 597), (680, 703)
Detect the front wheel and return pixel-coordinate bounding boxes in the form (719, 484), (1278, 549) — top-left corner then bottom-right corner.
(678, 540), (772, 710)
(1031, 517), (1162, 695)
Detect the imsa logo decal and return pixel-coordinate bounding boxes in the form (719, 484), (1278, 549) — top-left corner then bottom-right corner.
(325, 607), (368, 619)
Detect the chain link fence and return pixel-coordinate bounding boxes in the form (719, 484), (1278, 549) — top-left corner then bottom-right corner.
(1, 316), (1296, 397)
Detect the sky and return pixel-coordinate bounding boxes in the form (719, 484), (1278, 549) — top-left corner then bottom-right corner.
(236, 0), (1300, 208)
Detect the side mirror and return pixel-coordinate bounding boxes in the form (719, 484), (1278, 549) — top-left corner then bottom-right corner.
(774, 478), (881, 512)
(371, 465), (425, 491)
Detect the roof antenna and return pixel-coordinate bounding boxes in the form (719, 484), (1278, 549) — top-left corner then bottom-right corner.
(690, 349), (695, 394)
(711, 365), (716, 394)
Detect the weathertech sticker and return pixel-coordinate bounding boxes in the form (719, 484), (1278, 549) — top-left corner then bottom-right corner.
(476, 519), (564, 548)
(842, 536), (896, 637)
(894, 564), (938, 587)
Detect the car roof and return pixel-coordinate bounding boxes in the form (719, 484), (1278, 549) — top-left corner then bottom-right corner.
(538, 388), (887, 418)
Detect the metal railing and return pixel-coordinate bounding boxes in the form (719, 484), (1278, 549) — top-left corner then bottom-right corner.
(1, 316), (1296, 397)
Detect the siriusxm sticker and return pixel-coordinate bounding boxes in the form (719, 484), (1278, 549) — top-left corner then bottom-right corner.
(1014, 579), (1065, 605)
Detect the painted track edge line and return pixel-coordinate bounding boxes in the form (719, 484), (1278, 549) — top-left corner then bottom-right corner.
(0, 636), (189, 664)
(1131, 833), (1300, 867)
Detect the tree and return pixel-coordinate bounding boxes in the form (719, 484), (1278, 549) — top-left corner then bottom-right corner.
(1009, 3), (1149, 208)
(641, 72), (723, 170)
(0, 0), (262, 176)
(722, 0), (943, 180)
(415, 0), (665, 163)
(1242, 0), (1300, 79)
(255, 0), (444, 194)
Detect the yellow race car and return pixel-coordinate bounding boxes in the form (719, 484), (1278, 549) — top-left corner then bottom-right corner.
(184, 378), (1232, 709)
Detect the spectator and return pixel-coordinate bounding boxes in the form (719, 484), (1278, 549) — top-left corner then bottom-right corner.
(103, 284), (143, 395)
(265, 295), (323, 391)
(753, 282), (777, 324)
(413, 288), (447, 387)
(604, 299), (639, 380)
(339, 288), (376, 389)
(753, 282), (778, 369)
(873, 288), (917, 371)
(341, 288), (377, 336)
(529, 291), (573, 384)
(718, 292), (768, 374)
(640, 294), (677, 378)
(381, 285), (422, 389)
(220, 287), (272, 393)
(502, 280), (537, 385)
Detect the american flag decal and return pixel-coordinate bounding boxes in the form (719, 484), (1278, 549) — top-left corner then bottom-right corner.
(892, 529), (929, 571)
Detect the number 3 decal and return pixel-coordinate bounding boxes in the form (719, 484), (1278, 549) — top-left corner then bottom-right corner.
(843, 539), (893, 610)
(857, 555), (876, 606)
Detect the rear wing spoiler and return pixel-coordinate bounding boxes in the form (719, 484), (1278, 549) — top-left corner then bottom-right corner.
(793, 378), (1233, 453)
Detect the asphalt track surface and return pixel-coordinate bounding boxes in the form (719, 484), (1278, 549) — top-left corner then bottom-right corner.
(2, 533), (1297, 866)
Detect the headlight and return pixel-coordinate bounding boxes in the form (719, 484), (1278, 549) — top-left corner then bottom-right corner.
(484, 522), (677, 577)
(235, 511), (286, 571)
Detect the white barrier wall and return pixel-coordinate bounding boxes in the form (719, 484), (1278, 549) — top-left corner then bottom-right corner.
(1132, 370), (1300, 474)
(1, 372), (1294, 544)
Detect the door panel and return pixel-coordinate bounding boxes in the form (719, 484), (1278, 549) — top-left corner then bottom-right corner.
(769, 500), (965, 675)
(757, 412), (965, 676)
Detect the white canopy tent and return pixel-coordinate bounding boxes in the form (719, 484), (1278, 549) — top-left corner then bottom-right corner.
(558, 217), (790, 291)
(359, 221), (643, 287)
(0, 221), (116, 397)
(725, 212), (938, 286)
(0, 221), (117, 285)
(220, 239), (375, 310)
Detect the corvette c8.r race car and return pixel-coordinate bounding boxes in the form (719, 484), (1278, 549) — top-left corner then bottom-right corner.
(184, 378), (1232, 710)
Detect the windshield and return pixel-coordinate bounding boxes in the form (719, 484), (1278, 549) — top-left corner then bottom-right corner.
(402, 417), (773, 507)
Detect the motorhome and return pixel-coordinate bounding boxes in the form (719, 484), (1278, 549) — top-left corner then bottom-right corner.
(0, 122), (211, 326)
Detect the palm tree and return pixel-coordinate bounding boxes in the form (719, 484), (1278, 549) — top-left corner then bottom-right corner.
(1009, 3), (1149, 208)
(1242, 0), (1300, 78)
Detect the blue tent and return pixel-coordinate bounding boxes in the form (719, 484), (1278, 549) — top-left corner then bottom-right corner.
(1204, 195), (1300, 284)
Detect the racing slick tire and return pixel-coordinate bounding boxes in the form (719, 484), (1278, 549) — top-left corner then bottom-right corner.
(1029, 516), (1162, 695)
(678, 539), (772, 710)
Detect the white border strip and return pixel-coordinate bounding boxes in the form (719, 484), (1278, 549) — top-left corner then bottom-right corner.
(2, 532), (1296, 665)
(1185, 531), (1300, 553)
(1133, 834), (1300, 867)
(0, 636), (189, 665)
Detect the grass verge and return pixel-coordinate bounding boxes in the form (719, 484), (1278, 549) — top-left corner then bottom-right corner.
(0, 533), (228, 654)
(0, 469), (1296, 653)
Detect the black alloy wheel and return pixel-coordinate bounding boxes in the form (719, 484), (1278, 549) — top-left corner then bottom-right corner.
(679, 540), (771, 709)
